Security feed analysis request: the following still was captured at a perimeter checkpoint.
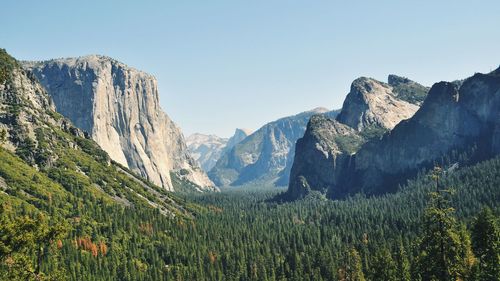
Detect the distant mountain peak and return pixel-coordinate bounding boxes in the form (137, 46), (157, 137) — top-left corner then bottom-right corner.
(208, 108), (340, 187)
(308, 107), (330, 113)
(187, 128), (251, 173)
(233, 128), (253, 137)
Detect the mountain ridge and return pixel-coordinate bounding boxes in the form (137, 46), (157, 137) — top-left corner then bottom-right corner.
(287, 74), (430, 199)
(208, 107), (339, 187)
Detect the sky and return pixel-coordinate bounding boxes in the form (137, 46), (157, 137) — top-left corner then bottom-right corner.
(2, 1), (500, 137)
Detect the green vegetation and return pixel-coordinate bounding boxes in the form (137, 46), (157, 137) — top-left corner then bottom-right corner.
(0, 137), (499, 280)
(0, 206), (68, 281)
(0, 48), (19, 84)
(414, 168), (475, 281)
(392, 82), (429, 105)
(0, 48), (498, 280)
(359, 124), (388, 141)
(472, 208), (500, 280)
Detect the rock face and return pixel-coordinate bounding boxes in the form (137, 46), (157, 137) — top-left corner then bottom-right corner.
(225, 128), (253, 152)
(186, 128), (251, 172)
(350, 69), (500, 195)
(23, 55), (215, 191)
(209, 108), (339, 187)
(288, 69), (500, 200)
(336, 77), (420, 131)
(287, 115), (362, 199)
(287, 76), (428, 199)
(0, 49), (192, 216)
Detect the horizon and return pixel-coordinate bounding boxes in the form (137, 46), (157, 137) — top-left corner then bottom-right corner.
(2, 0), (500, 137)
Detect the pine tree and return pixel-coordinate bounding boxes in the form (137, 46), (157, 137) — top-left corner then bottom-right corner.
(0, 129), (6, 144)
(471, 208), (500, 281)
(370, 247), (397, 281)
(339, 247), (365, 281)
(394, 241), (411, 281)
(415, 167), (475, 281)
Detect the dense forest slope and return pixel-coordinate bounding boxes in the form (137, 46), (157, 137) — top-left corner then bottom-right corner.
(23, 56), (214, 191)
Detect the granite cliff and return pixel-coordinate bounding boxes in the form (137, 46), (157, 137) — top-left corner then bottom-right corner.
(23, 56), (215, 191)
(209, 108), (339, 187)
(350, 69), (500, 196)
(287, 75), (429, 199)
(0, 48), (192, 215)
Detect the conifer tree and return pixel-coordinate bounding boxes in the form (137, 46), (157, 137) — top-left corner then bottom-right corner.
(415, 167), (475, 281)
(471, 208), (500, 281)
(370, 247), (397, 281)
(339, 247), (365, 281)
(395, 241), (411, 281)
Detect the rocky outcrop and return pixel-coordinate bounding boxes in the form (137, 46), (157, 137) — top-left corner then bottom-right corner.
(225, 128), (252, 152)
(287, 76), (428, 199)
(209, 108), (339, 187)
(0, 49), (194, 216)
(23, 55), (215, 191)
(186, 128), (251, 172)
(287, 115), (362, 199)
(350, 69), (500, 196)
(287, 69), (500, 200)
(336, 77), (420, 131)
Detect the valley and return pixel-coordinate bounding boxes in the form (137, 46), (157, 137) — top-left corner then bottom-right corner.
(0, 20), (499, 280)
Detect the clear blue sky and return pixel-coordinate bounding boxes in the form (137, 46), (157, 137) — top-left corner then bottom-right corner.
(2, 1), (500, 137)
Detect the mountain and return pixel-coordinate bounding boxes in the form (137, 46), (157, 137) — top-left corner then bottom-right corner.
(22, 55), (215, 192)
(349, 69), (500, 196)
(187, 134), (228, 171)
(186, 128), (252, 172)
(336, 77), (420, 131)
(225, 128), (253, 152)
(208, 108), (339, 187)
(287, 75), (430, 199)
(0, 48), (192, 216)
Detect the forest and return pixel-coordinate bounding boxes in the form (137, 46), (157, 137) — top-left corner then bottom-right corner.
(0, 145), (499, 280)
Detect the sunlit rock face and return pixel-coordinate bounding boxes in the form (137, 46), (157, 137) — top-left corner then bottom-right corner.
(24, 56), (215, 191)
(287, 75), (429, 199)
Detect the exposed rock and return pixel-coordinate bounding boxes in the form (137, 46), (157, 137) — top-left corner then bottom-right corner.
(287, 69), (500, 200)
(187, 128), (252, 172)
(350, 69), (500, 196)
(0, 49), (194, 216)
(209, 108), (339, 187)
(225, 128), (253, 152)
(336, 77), (420, 131)
(287, 115), (362, 199)
(187, 134), (228, 171)
(287, 75), (428, 199)
(23, 55), (215, 191)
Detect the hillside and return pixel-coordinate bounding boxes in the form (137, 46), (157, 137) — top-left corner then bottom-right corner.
(0, 49), (204, 279)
